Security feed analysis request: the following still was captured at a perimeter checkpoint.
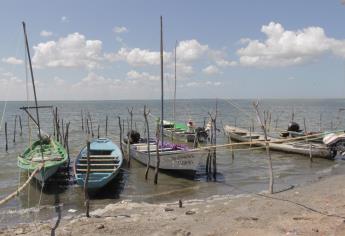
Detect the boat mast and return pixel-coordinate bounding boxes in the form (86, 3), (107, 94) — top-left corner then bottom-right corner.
(22, 22), (43, 143)
(160, 16), (164, 144)
(173, 40), (177, 127)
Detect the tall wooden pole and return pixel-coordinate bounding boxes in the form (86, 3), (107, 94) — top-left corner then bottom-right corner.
(23, 22), (44, 159)
(84, 141), (90, 217)
(19, 115), (22, 136)
(5, 122), (8, 152)
(13, 115), (17, 143)
(160, 16), (164, 145)
(118, 116), (124, 157)
(154, 118), (160, 184)
(253, 102), (274, 194)
(144, 105), (151, 180)
(81, 109), (84, 131)
(105, 115), (108, 137)
(173, 40), (177, 127)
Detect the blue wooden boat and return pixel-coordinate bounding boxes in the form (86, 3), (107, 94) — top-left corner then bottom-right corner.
(74, 138), (123, 191)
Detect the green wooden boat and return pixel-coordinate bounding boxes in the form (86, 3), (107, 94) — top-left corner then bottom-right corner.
(18, 139), (68, 182)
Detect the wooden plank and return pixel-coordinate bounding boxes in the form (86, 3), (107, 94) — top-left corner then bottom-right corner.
(79, 158), (117, 162)
(77, 163), (117, 166)
(76, 168), (117, 172)
(81, 155), (117, 158)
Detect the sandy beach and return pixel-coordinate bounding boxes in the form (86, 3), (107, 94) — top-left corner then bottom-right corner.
(1, 173), (345, 236)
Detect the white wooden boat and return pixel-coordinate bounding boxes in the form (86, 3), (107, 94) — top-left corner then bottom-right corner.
(223, 125), (334, 159)
(126, 139), (205, 176)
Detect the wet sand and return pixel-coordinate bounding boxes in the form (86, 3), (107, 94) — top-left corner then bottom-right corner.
(2, 174), (345, 236)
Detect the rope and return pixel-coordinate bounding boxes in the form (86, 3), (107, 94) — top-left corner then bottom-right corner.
(0, 165), (43, 206)
(223, 98), (254, 120)
(163, 130), (338, 156)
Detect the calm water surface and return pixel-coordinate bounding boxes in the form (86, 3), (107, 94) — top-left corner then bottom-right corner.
(1, 99), (345, 226)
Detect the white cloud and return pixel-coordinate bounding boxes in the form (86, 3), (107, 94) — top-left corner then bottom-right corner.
(61, 16), (69, 23)
(127, 70), (159, 81)
(237, 22), (345, 67)
(185, 80), (221, 87)
(1, 57), (23, 65)
(116, 36), (123, 43)
(106, 48), (171, 66)
(32, 32), (103, 69)
(40, 30), (53, 37)
(113, 26), (128, 34)
(202, 65), (221, 75)
(216, 59), (237, 67)
(53, 76), (65, 86)
(176, 39), (208, 62)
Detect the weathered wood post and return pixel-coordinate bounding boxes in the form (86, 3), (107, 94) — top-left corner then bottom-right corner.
(81, 109), (84, 131)
(5, 122), (8, 152)
(154, 118), (161, 184)
(105, 115), (108, 137)
(52, 108), (56, 137)
(61, 119), (65, 146)
(88, 113), (94, 137)
(56, 118), (60, 142)
(144, 105), (151, 180)
(97, 124), (100, 138)
(55, 107), (58, 139)
(126, 118), (130, 166)
(65, 122), (71, 170)
(19, 115), (22, 136)
(84, 141), (91, 217)
(118, 116), (124, 157)
(253, 101), (274, 194)
(13, 115), (17, 143)
(86, 118), (90, 135)
(249, 126), (252, 148)
(128, 107), (133, 131)
(319, 113), (322, 132)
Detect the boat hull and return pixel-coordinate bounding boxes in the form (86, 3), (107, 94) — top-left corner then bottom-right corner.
(74, 138), (123, 192)
(128, 143), (203, 175)
(18, 139), (68, 183)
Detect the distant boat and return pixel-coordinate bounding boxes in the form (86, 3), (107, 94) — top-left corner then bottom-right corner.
(74, 138), (123, 191)
(17, 22), (68, 183)
(18, 138), (68, 182)
(163, 120), (208, 143)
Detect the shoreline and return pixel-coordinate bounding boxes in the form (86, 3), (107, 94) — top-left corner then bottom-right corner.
(2, 173), (345, 235)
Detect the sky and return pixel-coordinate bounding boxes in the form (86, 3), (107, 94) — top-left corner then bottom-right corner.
(1, 0), (345, 100)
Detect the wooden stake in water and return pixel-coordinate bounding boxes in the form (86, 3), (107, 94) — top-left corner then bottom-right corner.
(144, 105), (151, 180)
(19, 115), (22, 136)
(81, 109), (84, 131)
(5, 122), (8, 152)
(118, 116), (124, 157)
(84, 141), (91, 218)
(97, 124), (100, 138)
(88, 113), (94, 137)
(253, 101), (274, 194)
(154, 118), (160, 185)
(105, 115), (108, 137)
(13, 115), (17, 143)
(65, 122), (71, 170)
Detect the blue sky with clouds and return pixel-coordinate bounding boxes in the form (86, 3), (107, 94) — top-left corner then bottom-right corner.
(1, 0), (345, 100)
